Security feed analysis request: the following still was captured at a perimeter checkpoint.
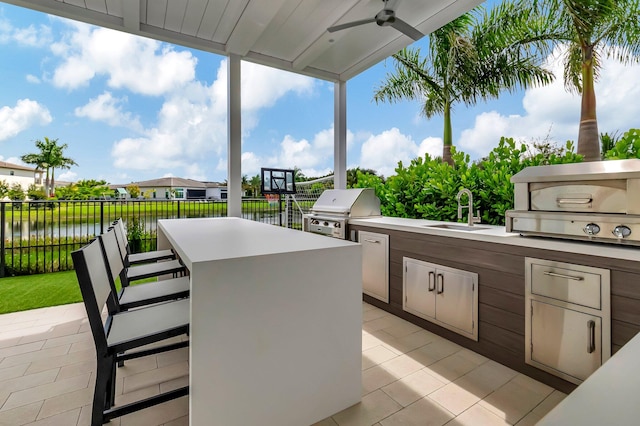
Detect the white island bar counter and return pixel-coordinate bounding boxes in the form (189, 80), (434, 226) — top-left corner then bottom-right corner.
(157, 218), (363, 426)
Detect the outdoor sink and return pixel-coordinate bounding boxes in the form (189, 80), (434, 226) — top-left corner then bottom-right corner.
(424, 223), (489, 232)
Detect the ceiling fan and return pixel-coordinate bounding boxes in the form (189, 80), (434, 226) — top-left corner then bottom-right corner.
(327, 0), (424, 41)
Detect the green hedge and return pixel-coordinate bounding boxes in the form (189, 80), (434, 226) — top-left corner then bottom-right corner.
(355, 138), (583, 226)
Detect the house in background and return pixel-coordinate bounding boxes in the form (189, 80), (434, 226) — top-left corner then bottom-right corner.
(0, 161), (43, 190)
(111, 177), (232, 200)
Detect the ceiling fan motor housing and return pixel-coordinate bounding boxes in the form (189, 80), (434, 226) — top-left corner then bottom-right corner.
(376, 9), (396, 26)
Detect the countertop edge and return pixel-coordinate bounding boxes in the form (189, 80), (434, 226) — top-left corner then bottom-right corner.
(348, 217), (640, 261)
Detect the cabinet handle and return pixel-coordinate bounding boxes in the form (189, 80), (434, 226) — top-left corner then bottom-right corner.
(543, 271), (584, 281)
(363, 239), (380, 243)
(436, 273), (444, 294)
(428, 271), (435, 292)
(587, 320), (596, 354)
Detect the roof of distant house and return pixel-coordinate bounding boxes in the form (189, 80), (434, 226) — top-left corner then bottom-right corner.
(0, 161), (36, 172)
(110, 177), (225, 189)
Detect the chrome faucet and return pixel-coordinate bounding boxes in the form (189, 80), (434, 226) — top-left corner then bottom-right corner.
(456, 188), (481, 226)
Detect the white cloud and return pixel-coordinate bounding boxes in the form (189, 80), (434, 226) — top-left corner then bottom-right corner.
(239, 125), (353, 178)
(26, 74), (40, 84)
(0, 156), (26, 166)
(13, 24), (52, 47)
(0, 99), (52, 141)
(51, 22), (196, 95)
(0, 16), (52, 47)
(241, 62), (314, 111)
(457, 45), (640, 159)
(57, 171), (77, 182)
(110, 60), (318, 179)
(74, 91), (142, 131)
(360, 127), (429, 178)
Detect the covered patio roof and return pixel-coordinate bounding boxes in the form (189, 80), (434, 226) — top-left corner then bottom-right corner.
(3, 0), (481, 82)
(2, 0), (482, 214)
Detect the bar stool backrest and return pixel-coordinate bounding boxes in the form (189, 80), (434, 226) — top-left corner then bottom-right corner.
(72, 239), (116, 349)
(112, 219), (131, 258)
(100, 229), (126, 286)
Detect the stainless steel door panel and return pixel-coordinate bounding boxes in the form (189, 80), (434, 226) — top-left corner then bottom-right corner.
(403, 258), (435, 319)
(530, 262), (603, 309)
(360, 231), (389, 303)
(435, 268), (475, 335)
(530, 183), (626, 213)
(530, 300), (601, 383)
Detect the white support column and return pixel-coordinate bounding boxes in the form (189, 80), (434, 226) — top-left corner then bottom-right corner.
(334, 80), (347, 190)
(227, 55), (242, 217)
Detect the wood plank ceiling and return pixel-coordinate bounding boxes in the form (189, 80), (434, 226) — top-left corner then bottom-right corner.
(2, 0), (483, 81)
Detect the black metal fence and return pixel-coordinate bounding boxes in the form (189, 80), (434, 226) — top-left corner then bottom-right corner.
(0, 197), (308, 277)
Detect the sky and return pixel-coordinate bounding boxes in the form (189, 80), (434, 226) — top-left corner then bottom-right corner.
(0, 2), (639, 185)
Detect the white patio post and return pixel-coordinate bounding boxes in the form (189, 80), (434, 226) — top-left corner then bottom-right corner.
(227, 54), (242, 217)
(334, 80), (347, 190)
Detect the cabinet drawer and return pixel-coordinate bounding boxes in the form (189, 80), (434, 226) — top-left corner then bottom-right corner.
(528, 259), (607, 310)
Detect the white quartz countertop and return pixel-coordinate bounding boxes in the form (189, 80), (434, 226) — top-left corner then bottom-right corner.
(158, 217), (357, 268)
(348, 216), (640, 261)
(538, 329), (640, 425)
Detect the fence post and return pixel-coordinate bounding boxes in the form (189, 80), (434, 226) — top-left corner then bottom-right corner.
(177, 200), (181, 219)
(100, 201), (105, 234)
(0, 203), (5, 278)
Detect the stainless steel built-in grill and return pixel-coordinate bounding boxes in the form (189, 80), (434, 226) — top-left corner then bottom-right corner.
(303, 188), (381, 239)
(506, 159), (640, 245)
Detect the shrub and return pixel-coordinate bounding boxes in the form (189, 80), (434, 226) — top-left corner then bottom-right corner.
(603, 128), (640, 159)
(366, 137), (583, 226)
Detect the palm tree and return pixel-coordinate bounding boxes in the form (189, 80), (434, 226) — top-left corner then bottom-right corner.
(21, 137), (77, 196)
(249, 174), (261, 197)
(373, 2), (555, 165)
(528, 0), (640, 161)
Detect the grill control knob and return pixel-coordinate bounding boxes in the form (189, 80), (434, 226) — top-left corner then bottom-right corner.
(612, 225), (632, 239)
(334, 222), (341, 228)
(583, 223), (600, 236)
(323, 221), (329, 227)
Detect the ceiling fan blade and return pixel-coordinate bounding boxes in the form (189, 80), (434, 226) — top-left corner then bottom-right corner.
(328, 17), (376, 33)
(391, 18), (424, 41)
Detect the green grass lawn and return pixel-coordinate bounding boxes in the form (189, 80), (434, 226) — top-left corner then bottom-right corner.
(0, 270), (159, 314)
(0, 270), (82, 314)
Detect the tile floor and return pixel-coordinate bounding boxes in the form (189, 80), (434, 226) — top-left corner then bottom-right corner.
(0, 301), (565, 425)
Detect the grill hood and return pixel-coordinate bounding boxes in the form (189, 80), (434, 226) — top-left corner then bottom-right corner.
(511, 159), (640, 183)
(310, 188), (381, 217)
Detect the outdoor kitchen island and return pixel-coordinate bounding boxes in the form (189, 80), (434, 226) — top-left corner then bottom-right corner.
(156, 217), (362, 426)
(349, 216), (640, 394)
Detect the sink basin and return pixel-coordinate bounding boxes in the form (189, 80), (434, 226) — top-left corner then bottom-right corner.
(424, 223), (489, 232)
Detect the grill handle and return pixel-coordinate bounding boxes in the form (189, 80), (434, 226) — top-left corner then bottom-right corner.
(556, 197), (592, 205)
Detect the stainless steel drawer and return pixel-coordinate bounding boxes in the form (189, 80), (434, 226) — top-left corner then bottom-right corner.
(528, 259), (607, 310)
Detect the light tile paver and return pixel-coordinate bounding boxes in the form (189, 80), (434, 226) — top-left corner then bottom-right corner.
(0, 302), (565, 426)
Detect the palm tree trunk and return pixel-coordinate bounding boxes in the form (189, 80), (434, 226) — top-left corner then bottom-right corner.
(45, 168), (50, 198)
(442, 101), (454, 166)
(577, 46), (600, 161)
(50, 168), (55, 197)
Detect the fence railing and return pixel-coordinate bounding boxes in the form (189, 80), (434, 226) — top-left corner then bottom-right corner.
(0, 197), (308, 277)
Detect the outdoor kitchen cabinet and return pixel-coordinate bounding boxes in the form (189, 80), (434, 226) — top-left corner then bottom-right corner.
(359, 230), (389, 303)
(525, 257), (611, 385)
(403, 257), (478, 341)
